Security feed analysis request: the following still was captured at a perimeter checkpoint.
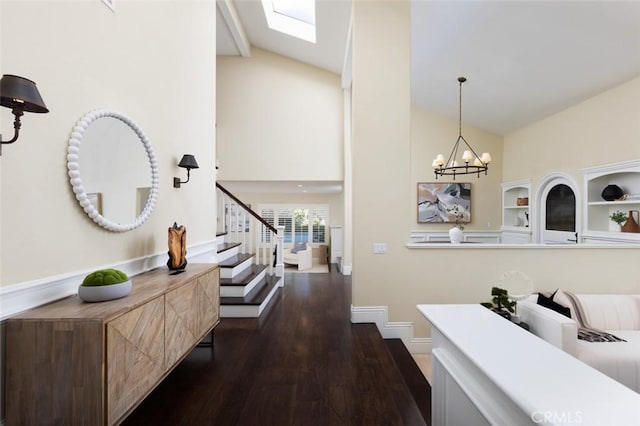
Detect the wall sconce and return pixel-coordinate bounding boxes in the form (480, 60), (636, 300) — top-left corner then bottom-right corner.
(173, 154), (199, 188)
(1, 74), (49, 156)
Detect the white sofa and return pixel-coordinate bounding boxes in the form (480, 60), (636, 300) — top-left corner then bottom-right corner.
(519, 294), (640, 393)
(283, 243), (312, 271)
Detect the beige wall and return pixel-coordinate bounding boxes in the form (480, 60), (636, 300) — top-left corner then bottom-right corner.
(504, 76), (640, 188)
(411, 106), (503, 230)
(404, 246), (640, 337)
(351, 0), (412, 314)
(217, 48), (343, 181)
(0, 0), (217, 286)
(351, 0), (640, 339)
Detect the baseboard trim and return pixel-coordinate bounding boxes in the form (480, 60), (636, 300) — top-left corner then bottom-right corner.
(0, 239), (218, 320)
(410, 337), (432, 354)
(340, 264), (352, 275)
(350, 305), (432, 354)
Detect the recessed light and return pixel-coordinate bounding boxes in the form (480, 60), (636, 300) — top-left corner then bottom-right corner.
(297, 184), (303, 188)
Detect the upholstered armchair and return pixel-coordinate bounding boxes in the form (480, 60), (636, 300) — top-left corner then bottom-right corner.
(283, 242), (313, 271)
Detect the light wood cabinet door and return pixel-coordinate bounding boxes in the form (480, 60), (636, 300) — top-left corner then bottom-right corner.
(164, 279), (199, 368)
(6, 320), (104, 426)
(106, 296), (165, 425)
(198, 269), (220, 335)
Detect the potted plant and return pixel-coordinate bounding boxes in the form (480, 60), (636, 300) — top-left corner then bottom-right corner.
(481, 287), (516, 319)
(78, 268), (132, 302)
(609, 210), (627, 230)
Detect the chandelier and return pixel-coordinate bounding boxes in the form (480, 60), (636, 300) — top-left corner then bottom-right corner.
(432, 77), (491, 180)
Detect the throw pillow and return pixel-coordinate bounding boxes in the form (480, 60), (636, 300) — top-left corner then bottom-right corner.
(291, 242), (307, 254)
(552, 288), (572, 309)
(537, 293), (572, 318)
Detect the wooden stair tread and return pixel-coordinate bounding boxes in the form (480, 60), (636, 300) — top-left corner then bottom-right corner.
(217, 242), (241, 254)
(218, 253), (255, 268)
(220, 275), (279, 306)
(216, 232), (227, 237)
(220, 264), (267, 286)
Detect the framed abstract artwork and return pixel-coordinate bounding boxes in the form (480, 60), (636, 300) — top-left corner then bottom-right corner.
(417, 182), (471, 224)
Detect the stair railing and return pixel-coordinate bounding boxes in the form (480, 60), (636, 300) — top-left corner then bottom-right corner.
(216, 183), (284, 277)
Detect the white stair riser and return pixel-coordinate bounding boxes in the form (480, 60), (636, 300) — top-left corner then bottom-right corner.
(216, 246), (239, 263)
(220, 269), (267, 297)
(220, 257), (253, 279)
(220, 278), (281, 318)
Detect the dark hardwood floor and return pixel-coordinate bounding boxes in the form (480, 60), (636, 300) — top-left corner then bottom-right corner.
(123, 267), (430, 425)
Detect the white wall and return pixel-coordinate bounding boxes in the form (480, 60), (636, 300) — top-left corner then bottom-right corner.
(217, 48), (343, 181)
(0, 0), (217, 287)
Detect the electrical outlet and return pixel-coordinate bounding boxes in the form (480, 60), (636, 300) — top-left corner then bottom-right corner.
(373, 243), (388, 254)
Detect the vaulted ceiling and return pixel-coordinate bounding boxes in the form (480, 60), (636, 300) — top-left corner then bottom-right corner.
(218, 0), (640, 136)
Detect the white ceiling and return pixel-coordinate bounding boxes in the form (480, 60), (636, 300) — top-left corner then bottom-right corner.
(411, 1), (640, 134)
(217, 0), (640, 192)
(217, 0), (352, 74)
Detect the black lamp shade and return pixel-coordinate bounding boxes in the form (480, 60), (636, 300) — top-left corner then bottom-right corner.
(0, 74), (49, 113)
(178, 154), (199, 170)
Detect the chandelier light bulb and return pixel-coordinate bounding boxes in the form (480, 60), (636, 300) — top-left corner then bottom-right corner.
(462, 150), (473, 163)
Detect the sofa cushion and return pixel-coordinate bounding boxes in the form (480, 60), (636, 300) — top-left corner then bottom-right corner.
(537, 292), (572, 318)
(576, 330), (640, 393)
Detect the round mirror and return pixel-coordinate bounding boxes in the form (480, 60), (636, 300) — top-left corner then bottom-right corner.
(499, 270), (533, 302)
(67, 109), (159, 232)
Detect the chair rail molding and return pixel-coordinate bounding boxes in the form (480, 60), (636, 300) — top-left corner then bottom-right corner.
(0, 239), (218, 321)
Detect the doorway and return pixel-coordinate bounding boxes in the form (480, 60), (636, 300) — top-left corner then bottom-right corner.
(536, 173), (581, 244)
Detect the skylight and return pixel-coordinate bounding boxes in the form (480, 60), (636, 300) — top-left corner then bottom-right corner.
(261, 0), (316, 43)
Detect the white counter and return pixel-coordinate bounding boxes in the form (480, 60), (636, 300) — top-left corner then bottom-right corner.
(417, 304), (640, 426)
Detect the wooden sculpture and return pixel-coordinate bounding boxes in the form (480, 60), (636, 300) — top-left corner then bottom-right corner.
(167, 222), (187, 271)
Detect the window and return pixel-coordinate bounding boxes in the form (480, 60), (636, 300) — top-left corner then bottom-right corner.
(310, 206), (327, 243)
(261, 208), (275, 243)
(278, 208), (293, 243)
(259, 204), (328, 244)
(261, 0), (316, 43)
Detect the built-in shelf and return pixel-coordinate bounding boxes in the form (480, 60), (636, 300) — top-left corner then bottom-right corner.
(587, 200), (640, 206)
(502, 179), (531, 243)
(582, 160), (640, 244)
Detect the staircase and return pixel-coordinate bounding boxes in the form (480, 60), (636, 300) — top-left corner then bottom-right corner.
(213, 183), (285, 318)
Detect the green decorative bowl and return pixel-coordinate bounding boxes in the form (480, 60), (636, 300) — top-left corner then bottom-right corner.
(78, 269), (132, 302)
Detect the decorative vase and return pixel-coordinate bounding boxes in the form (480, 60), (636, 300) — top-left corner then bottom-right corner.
(449, 227), (463, 244)
(601, 184), (623, 201)
(621, 210), (640, 233)
(167, 222), (187, 271)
